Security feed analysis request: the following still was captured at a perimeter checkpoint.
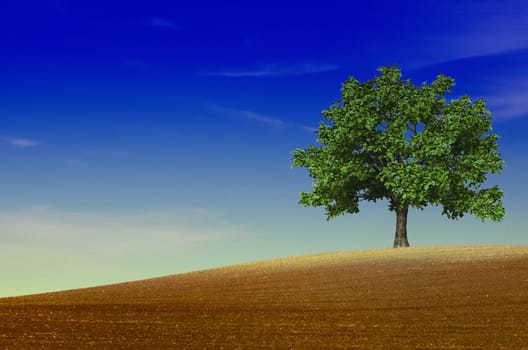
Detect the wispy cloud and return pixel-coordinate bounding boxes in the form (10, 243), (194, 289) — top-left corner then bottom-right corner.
(410, 0), (528, 65)
(236, 109), (286, 126)
(406, 43), (528, 121)
(201, 62), (339, 77)
(3, 137), (40, 148)
(141, 17), (179, 29)
(451, 2), (528, 59)
(487, 89), (528, 120)
(300, 126), (318, 133)
(0, 206), (239, 256)
(475, 68), (528, 121)
(0, 206), (243, 296)
(488, 97), (528, 120)
(208, 104), (285, 127)
(208, 103), (316, 132)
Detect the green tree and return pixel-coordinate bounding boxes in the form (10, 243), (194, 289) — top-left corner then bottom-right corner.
(291, 65), (505, 247)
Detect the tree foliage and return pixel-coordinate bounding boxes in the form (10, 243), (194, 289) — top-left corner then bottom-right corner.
(291, 65), (505, 232)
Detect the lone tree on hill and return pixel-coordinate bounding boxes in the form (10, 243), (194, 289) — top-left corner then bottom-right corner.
(291, 65), (505, 247)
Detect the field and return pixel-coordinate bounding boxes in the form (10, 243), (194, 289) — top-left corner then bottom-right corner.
(1, 245), (527, 349)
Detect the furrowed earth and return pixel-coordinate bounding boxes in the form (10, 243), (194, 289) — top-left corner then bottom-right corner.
(1, 246), (527, 349)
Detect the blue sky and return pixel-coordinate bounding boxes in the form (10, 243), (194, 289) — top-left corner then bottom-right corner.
(1, 0), (527, 297)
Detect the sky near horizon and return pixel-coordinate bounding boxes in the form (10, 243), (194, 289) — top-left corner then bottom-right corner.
(1, 0), (528, 297)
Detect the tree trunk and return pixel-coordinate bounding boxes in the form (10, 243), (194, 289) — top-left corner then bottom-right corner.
(393, 206), (410, 248)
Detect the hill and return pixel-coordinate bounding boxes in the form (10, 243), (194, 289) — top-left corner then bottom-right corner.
(1, 245), (527, 349)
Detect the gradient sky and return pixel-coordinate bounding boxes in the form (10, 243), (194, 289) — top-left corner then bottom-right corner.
(1, 0), (527, 297)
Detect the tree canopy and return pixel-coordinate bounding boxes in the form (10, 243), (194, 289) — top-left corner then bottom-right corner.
(291, 65), (505, 247)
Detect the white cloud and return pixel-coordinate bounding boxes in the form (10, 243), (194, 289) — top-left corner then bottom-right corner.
(300, 126), (318, 133)
(396, 0), (528, 68)
(201, 62), (339, 77)
(3, 137), (40, 148)
(475, 77), (528, 120)
(208, 104), (287, 127)
(236, 108), (286, 127)
(487, 93), (528, 120)
(0, 206), (245, 297)
(208, 103), (315, 132)
(0, 206), (240, 258)
(452, 3), (528, 58)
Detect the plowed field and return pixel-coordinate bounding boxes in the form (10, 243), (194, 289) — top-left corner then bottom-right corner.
(1, 246), (528, 349)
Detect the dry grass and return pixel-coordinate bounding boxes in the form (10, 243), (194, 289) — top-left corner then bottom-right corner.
(1, 245), (527, 349)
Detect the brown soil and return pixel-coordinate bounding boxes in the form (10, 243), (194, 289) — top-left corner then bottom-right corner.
(1, 245), (528, 349)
